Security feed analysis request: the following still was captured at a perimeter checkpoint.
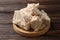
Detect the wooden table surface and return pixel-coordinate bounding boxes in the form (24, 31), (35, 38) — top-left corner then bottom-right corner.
(0, 0), (60, 40)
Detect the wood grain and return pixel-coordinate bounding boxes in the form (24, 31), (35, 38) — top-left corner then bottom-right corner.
(0, 4), (60, 12)
(0, 24), (60, 40)
(0, 0), (60, 40)
(0, 0), (60, 5)
(0, 12), (60, 30)
(0, 12), (60, 23)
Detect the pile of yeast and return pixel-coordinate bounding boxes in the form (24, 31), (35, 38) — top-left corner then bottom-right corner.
(13, 3), (50, 32)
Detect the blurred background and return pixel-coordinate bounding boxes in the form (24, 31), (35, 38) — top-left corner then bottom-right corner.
(0, 0), (60, 40)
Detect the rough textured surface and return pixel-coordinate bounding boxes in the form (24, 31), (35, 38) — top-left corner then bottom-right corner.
(13, 3), (50, 32)
(0, 0), (60, 40)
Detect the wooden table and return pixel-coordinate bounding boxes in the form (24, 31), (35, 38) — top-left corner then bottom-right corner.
(0, 0), (60, 40)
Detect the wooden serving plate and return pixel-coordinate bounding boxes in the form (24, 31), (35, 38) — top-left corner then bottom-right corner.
(13, 24), (50, 37)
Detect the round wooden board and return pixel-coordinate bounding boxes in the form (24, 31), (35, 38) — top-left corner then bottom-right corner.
(13, 24), (50, 37)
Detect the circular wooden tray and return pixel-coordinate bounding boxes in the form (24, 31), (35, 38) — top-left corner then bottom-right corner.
(13, 24), (50, 37)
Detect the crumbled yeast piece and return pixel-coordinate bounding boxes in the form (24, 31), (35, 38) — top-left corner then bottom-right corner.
(13, 3), (50, 32)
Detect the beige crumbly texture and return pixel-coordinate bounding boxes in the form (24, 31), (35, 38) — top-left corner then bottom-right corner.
(13, 3), (50, 32)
